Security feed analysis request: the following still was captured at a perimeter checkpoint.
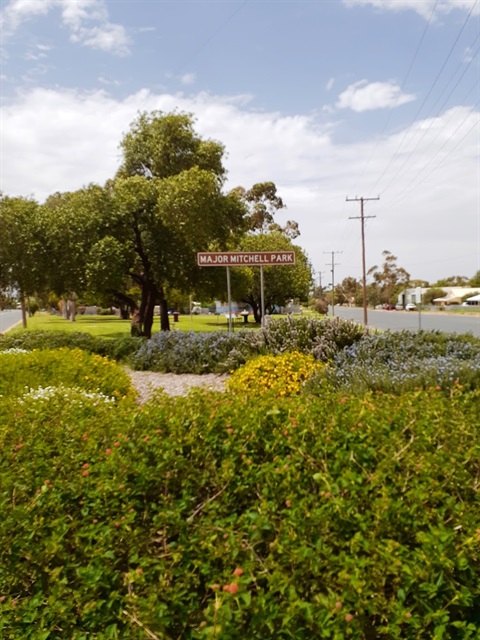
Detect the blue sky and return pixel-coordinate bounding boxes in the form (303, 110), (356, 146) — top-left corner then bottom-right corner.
(1, 0), (479, 285)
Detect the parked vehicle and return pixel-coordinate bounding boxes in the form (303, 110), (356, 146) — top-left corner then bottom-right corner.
(405, 303), (417, 311)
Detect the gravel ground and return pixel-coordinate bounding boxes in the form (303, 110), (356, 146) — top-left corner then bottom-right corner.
(126, 369), (229, 403)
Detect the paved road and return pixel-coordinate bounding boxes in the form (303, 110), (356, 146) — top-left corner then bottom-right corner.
(0, 309), (23, 333)
(332, 307), (480, 337)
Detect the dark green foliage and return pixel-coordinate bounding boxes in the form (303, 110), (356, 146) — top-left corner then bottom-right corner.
(0, 330), (144, 362)
(1, 388), (479, 638)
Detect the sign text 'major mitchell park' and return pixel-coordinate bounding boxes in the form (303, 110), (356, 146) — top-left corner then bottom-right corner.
(197, 251), (296, 266)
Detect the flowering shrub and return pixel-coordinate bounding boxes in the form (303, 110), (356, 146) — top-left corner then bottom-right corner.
(130, 330), (253, 373)
(0, 387), (479, 638)
(227, 352), (321, 397)
(130, 317), (367, 374)
(307, 330), (480, 395)
(19, 385), (116, 406)
(256, 316), (368, 361)
(0, 348), (136, 400)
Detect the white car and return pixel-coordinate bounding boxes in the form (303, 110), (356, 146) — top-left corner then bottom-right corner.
(405, 303), (417, 311)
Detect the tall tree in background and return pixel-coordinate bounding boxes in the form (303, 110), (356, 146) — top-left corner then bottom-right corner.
(368, 250), (410, 307)
(469, 271), (480, 287)
(43, 185), (112, 320)
(233, 182), (299, 239)
(0, 195), (47, 327)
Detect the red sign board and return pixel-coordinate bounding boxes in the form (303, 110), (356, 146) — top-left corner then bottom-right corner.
(197, 251), (295, 266)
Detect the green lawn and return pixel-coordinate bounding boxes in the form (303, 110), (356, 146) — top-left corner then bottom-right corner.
(18, 312), (261, 338)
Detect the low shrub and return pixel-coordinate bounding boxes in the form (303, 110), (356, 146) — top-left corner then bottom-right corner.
(308, 330), (480, 395)
(0, 330), (144, 362)
(228, 352), (322, 397)
(256, 315), (368, 361)
(130, 330), (253, 373)
(1, 387), (479, 638)
(130, 317), (367, 374)
(0, 348), (136, 400)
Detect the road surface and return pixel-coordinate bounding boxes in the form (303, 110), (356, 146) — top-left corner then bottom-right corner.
(0, 309), (23, 334)
(332, 307), (480, 337)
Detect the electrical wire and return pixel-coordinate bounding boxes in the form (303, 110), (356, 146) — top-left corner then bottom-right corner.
(349, 0), (439, 195)
(172, 1), (250, 76)
(385, 102), (479, 207)
(370, 0), (478, 195)
(379, 37), (480, 195)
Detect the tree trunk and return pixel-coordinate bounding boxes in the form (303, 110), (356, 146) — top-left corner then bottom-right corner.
(159, 298), (170, 331)
(119, 305), (129, 320)
(131, 308), (142, 336)
(244, 297), (261, 323)
(20, 291), (27, 328)
(69, 292), (76, 322)
(143, 287), (157, 339)
(61, 297), (70, 320)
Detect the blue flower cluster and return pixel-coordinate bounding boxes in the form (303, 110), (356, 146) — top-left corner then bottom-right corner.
(320, 331), (480, 394)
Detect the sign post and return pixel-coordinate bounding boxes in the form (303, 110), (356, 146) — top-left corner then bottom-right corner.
(226, 265), (233, 333)
(260, 265), (265, 327)
(197, 251), (296, 332)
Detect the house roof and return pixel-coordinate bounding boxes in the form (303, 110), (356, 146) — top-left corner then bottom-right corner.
(466, 293), (480, 302)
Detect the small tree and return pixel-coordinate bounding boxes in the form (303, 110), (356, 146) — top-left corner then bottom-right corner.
(368, 251), (410, 307)
(0, 195), (48, 327)
(232, 232), (312, 323)
(423, 288), (447, 305)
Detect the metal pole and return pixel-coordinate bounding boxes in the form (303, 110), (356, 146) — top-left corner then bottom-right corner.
(226, 266), (233, 333)
(260, 265), (265, 327)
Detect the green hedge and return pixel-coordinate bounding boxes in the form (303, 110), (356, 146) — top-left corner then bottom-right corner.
(0, 330), (144, 362)
(1, 386), (479, 638)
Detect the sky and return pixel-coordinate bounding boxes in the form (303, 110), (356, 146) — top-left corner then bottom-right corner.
(0, 0), (479, 286)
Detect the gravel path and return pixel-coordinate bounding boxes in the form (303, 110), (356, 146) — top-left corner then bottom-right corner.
(126, 369), (229, 403)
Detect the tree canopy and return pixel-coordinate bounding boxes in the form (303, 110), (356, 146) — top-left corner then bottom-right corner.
(0, 195), (48, 326)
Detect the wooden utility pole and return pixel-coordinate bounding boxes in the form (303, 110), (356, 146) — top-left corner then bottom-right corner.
(317, 270), (325, 296)
(324, 251), (342, 317)
(346, 196), (379, 326)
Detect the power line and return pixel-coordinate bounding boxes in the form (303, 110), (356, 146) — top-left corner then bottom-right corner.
(370, 0), (478, 195)
(379, 39), (480, 195)
(350, 0), (439, 194)
(387, 103), (479, 207)
(172, 1), (250, 76)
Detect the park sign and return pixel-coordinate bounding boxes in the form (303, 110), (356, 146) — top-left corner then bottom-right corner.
(197, 251), (295, 266)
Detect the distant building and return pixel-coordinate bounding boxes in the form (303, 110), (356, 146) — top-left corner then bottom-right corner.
(431, 287), (480, 305)
(397, 287), (480, 306)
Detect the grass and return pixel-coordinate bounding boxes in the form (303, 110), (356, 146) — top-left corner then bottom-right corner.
(17, 312), (262, 338)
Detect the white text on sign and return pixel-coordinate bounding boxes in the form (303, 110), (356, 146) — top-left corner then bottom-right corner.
(197, 251), (296, 266)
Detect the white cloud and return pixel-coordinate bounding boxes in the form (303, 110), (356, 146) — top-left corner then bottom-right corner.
(72, 23), (130, 56)
(343, 0), (479, 20)
(24, 51), (47, 61)
(0, 87), (478, 282)
(0, 0), (130, 56)
(336, 80), (416, 112)
(180, 73), (196, 86)
(326, 78), (334, 92)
